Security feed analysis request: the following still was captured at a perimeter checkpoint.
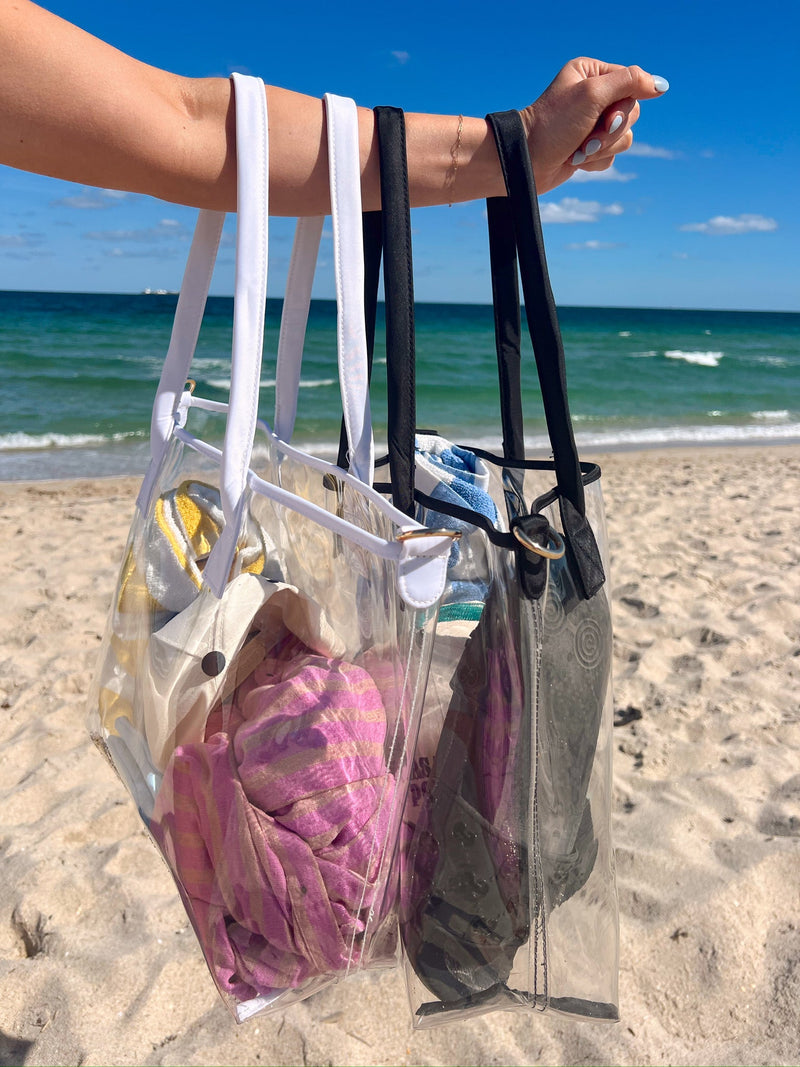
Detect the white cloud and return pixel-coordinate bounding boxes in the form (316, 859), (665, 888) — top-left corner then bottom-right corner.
(84, 219), (190, 242)
(539, 197), (624, 224)
(0, 232), (44, 248)
(626, 143), (678, 159)
(680, 213), (778, 235)
(2, 248), (51, 261)
(566, 240), (624, 250)
(51, 187), (134, 209)
(391, 50), (410, 64)
(0, 231), (48, 259)
(570, 167), (637, 183)
(55, 196), (103, 209)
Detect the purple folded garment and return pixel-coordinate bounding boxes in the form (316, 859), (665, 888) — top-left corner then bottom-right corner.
(151, 633), (394, 1002)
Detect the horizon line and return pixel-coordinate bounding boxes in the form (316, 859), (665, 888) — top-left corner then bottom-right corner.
(0, 287), (797, 316)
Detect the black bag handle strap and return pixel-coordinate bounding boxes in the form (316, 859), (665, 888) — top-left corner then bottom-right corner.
(373, 107), (587, 519)
(487, 195), (525, 464)
(370, 107), (603, 598)
(375, 105), (416, 516)
(371, 108), (530, 519)
(486, 109), (586, 517)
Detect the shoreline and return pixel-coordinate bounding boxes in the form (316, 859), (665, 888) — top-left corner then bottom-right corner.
(1, 444), (799, 1065)
(2, 438), (799, 493)
(2, 434), (800, 485)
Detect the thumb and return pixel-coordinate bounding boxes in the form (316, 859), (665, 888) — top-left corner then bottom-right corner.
(590, 65), (669, 106)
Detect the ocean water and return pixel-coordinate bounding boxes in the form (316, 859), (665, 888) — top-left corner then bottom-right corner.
(1, 290), (798, 481)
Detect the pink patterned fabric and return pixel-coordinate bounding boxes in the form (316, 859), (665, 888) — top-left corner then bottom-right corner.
(151, 633), (394, 1002)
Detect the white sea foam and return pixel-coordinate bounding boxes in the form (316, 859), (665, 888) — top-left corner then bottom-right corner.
(630, 350), (658, 358)
(5, 420), (800, 482)
(295, 423), (800, 459)
(752, 410), (790, 421)
(333, 419), (800, 459)
(570, 422), (800, 449)
(664, 350), (724, 367)
(190, 358), (235, 372)
(205, 377), (336, 391)
(299, 378), (336, 389)
(618, 331), (631, 337)
(0, 430), (143, 452)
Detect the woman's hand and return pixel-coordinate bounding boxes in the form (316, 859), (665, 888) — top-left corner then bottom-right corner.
(521, 59), (669, 195)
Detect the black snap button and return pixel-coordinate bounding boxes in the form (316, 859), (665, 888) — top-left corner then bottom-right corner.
(201, 650), (226, 677)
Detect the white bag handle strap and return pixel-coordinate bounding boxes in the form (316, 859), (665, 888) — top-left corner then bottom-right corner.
(142, 89), (370, 512)
(202, 72), (269, 595)
(137, 210), (225, 510)
(137, 74), (267, 515)
(139, 82), (374, 596)
(273, 95), (373, 484)
(327, 93), (373, 484)
(272, 215), (324, 443)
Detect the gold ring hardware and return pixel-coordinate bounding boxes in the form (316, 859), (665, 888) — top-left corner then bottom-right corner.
(512, 524), (566, 560)
(184, 378), (197, 394)
(396, 528), (462, 543)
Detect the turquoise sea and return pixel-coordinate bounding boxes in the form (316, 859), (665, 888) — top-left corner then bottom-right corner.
(1, 290), (799, 481)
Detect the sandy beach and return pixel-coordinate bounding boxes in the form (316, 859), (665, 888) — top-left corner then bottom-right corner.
(1, 443), (799, 1066)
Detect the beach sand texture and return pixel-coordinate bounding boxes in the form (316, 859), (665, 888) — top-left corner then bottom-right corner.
(1, 445), (799, 1067)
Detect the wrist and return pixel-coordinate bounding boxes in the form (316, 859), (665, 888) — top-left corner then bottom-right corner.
(405, 112), (506, 208)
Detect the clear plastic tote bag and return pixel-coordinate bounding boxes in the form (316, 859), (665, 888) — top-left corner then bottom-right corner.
(360, 105), (619, 1027)
(88, 76), (454, 1022)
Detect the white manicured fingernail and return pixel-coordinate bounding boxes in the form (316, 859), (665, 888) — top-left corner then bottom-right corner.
(609, 114), (624, 134)
(571, 149), (587, 165)
(653, 75), (670, 93)
(585, 138), (602, 156)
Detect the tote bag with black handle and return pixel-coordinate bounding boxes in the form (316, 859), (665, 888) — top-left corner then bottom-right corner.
(363, 105), (619, 1026)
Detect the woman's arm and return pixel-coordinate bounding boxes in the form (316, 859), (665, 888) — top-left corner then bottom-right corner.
(0, 0), (667, 214)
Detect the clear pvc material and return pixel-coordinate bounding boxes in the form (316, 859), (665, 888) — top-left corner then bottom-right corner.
(87, 76), (453, 1023)
(361, 101), (619, 1028)
(88, 409), (447, 1021)
(400, 450), (618, 1027)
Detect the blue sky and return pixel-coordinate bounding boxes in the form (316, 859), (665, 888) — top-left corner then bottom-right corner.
(1, 0), (796, 310)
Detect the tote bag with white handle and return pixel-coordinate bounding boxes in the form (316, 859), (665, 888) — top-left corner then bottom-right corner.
(88, 75), (454, 1022)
